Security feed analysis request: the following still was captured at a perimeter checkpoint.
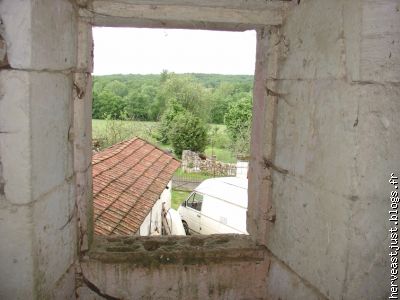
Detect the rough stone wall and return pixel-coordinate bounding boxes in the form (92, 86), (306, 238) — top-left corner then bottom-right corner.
(265, 0), (400, 299)
(0, 1), (78, 299)
(181, 150), (237, 176)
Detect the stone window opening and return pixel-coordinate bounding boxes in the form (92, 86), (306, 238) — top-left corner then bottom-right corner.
(73, 4), (285, 296)
(74, 1), (281, 251)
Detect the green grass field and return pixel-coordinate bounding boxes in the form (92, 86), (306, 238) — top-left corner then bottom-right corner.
(92, 119), (236, 163)
(173, 168), (214, 181)
(204, 147), (236, 163)
(92, 119), (159, 143)
(171, 189), (190, 210)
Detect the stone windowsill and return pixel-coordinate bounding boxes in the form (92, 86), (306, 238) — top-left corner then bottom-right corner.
(84, 234), (266, 267)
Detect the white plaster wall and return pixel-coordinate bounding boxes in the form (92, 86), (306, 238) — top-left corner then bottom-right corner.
(139, 181), (172, 235)
(267, 0), (400, 299)
(162, 180), (173, 210)
(139, 208), (152, 236)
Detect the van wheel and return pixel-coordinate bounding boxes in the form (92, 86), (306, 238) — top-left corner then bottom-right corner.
(182, 221), (190, 235)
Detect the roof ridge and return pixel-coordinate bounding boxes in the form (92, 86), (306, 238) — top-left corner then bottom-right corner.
(92, 137), (139, 166)
(134, 137), (181, 163)
(93, 142), (149, 198)
(92, 141), (148, 181)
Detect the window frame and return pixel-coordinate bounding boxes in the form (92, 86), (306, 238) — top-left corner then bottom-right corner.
(74, 0), (283, 253)
(187, 193), (204, 211)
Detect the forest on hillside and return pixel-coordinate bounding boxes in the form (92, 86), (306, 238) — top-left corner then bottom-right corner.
(92, 72), (254, 158)
(93, 72), (253, 123)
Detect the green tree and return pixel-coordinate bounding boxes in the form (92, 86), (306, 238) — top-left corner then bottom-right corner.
(209, 83), (235, 124)
(104, 80), (128, 98)
(156, 99), (185, 143)
(92, 90), (101, 119)
(92, 73), (254, 123)
(158, 74), (210, 120)
(160, 69), (170, 84)
(124, 90), (147, 120)
(140, 84), (158, 120)
(168, 111), (209, 157)
(224, 97), (253, 156)
(96, 90), (126, 119)
(124, 84), (158, 121)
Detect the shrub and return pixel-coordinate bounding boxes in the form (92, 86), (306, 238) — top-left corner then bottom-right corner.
(156, 99), (185, 144)
(168, 111), (208, 157)
(98, 114), (135, 149)
(208, 126), (230, 150)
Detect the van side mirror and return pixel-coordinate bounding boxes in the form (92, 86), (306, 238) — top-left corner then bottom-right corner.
(182, 200), (186, 207)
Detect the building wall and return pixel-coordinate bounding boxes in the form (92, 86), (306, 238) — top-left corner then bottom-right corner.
(0, 1), (398, 299)
(266, 0), (399, 299)
(0, 1), (77, 299)
(139, 181), (172, 236)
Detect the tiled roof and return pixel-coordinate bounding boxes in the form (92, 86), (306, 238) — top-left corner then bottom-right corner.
(92, 137), (180, 236)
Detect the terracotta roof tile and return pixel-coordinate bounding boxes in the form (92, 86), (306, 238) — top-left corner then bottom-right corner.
(92, 138), (180, 236)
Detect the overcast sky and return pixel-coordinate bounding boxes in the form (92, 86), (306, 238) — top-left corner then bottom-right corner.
(93, 27), (256, 75)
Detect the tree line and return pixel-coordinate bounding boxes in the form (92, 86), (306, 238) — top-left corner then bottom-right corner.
(93, 71), (253, 157)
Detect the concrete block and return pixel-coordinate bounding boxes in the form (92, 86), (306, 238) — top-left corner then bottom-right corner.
(89, 1), (283, 27)
(31, 0), (77, 70)
(274, 80), (358, 197)
(77, 20), (93, 73)
(76, 168), (93, 252)
(266, 258), (326, 300)
(278, 0), (346, 80)
(52, 264), (76, 300)
(0, 70), (74, 203)
(0, 204), (35, 299)
(0, 0), (77, 70)
(73, 73), (92, 173)
(0, 0), (33, 68)
(31, 72), (73, 201)
(342, 84), (400, 299)
(360, 0), (400, 82)
(270, 80), (397, 299)
(355, 84), (400, 198)
(343, 196), (389, 300)
(362, 0), (400, 37)
(247, 28), (277, 243)
(32, 181), (76, 297)
(268, 173), (350, 300)
(73, 73), (92, 252)
(0, 70), (76, 297)
(360, 34), (400, 83)
(0, 70), (32, 205)
(343, 0), (362, 82)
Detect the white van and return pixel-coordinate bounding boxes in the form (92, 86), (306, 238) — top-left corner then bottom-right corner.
(177, 177), (248, 235)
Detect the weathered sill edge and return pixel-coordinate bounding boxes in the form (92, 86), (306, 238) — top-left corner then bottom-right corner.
(84, 234), (266, 267)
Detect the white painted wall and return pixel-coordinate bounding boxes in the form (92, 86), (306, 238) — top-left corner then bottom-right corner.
(139, 181), (172, 236)
(236, 160), (248, 178)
